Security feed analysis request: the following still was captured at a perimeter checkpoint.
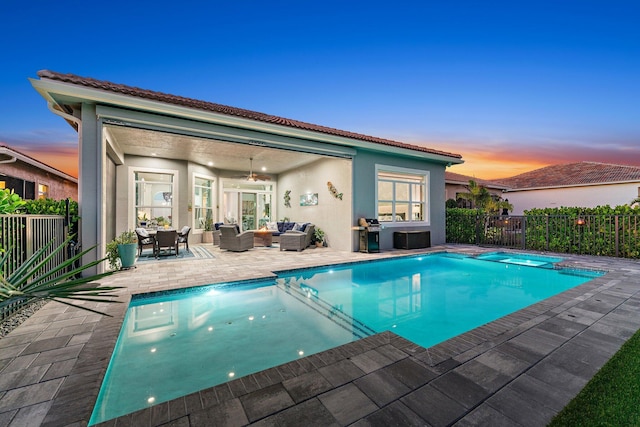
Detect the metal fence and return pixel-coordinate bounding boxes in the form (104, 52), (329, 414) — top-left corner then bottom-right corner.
(446, 212), (640, 259)
(1, 215), (67, 320)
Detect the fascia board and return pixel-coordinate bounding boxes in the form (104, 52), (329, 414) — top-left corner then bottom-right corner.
(31, 77), (463, 165)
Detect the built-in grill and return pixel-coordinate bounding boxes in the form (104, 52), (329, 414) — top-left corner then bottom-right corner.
(358, 218), (380, 253)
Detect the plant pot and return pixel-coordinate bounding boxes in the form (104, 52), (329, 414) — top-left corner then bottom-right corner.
(315, 242), (324, 248)
(117, 243), (137, 269)
(202, 231), (213, 243)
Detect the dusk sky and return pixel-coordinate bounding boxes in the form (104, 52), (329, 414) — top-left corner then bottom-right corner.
(1, 1), (638, 179)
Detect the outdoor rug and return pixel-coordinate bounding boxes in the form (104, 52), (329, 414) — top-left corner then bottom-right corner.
(136, 245), (215, 263)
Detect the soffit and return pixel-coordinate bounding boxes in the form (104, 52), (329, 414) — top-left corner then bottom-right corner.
(105, 125), (321, 174)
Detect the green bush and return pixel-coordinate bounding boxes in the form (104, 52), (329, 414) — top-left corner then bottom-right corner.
(0, 189), (26, 214)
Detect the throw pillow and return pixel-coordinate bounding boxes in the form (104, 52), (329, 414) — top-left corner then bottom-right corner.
(267, 221), (278, 231)
(135, 228), (149, 237)
(293, 222), (305, 232)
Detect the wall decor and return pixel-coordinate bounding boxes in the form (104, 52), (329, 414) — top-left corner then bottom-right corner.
(327, 181), (343, 200)
(300, 193), (318, 206)
(284, 190), (291, 208)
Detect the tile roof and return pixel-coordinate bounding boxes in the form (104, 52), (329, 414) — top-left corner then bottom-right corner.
(0, 143), (77, 182)
(497, 162), (640, 190)
(445, 171), (509, 189)
(37, 70), (462, 161)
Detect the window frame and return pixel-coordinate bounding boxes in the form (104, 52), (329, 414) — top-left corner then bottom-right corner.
(375, 164), (430, 226)
(128, 166), (179, 230)
(192, 173), (216, 232)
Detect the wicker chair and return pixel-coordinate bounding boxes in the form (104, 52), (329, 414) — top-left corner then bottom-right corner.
(219, 225), (254, 252)
(177, 226), (191, 252)
(155, 230), (179, 258)
(280, 224), (315, 252)
(135, 228), (156, 257)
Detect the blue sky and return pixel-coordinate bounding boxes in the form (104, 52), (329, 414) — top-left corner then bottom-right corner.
(1, 0), (638, 178)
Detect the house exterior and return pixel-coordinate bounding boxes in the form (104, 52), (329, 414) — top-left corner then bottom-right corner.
(0, 144), (77, 200)
(445, 171), (509, 207)
(498, 162), (640, 215)
(30, 71), (463, 272)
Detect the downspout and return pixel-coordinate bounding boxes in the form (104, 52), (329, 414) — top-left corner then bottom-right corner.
(47, 102), (82, 128)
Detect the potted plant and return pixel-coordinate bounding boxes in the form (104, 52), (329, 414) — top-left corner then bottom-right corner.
(201, 217), (214, 243)
(106, 230), (138, 270)
(313, 228), (326, 248)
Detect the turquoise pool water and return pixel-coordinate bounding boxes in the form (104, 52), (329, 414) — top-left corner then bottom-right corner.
(90, 252), (602, 424)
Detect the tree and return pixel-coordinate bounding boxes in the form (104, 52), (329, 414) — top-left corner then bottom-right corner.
(457, 180), (513, 214)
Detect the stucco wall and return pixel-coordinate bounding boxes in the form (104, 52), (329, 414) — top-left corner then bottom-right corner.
(352, 150), (447, 251)
(505, 183), (640, 214)
(277, 157), (352, 251)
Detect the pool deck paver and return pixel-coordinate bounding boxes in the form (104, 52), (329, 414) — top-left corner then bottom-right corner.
(0, 244), (639, 426)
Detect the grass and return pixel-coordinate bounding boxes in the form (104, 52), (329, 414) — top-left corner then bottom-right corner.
(549, 328), (640, 426)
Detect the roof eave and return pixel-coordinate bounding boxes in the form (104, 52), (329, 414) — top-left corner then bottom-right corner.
(504, 180), (640, 192)
(0, 146), (78, 183)
(30, 77), (464, 165)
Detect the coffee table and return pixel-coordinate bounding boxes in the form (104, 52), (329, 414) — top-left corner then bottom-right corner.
(253, 230), (273, 247)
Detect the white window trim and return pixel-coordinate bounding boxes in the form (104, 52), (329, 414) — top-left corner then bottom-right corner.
(128, 166), (180, 231)
(375, 164), (430, 226)
(192, 172), (216, 234)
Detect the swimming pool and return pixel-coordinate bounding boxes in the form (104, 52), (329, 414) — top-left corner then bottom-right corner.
(90, 252), (602, 424)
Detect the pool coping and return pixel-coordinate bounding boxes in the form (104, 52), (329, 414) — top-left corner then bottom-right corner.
(2, 245), (640, 426)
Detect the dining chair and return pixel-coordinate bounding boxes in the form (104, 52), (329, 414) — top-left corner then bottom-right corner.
(155, 230), (179, 258)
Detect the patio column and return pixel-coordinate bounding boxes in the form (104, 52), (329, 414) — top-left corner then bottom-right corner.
(79, 103), (105, 274)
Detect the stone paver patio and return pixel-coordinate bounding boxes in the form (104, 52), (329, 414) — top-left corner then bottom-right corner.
(1, 244), (639, 426)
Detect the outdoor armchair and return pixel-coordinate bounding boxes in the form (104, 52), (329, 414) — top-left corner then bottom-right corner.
(280, 224), (315, 252)
(219, 225), (254, 252)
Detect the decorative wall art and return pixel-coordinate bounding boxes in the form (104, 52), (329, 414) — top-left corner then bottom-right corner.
(300, 193), (318, 206)
(327, 181), (343, 200)
(284, 190), (291, 208)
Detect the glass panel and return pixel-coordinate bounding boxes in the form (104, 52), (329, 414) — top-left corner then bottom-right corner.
(257, 193), (271, 228)
(223, 192), (239, 224)
(135, 172), (174, 227)
(378, 202), (393, 222)
(378, 181), (393, 200)
(241, 193), (257, 231)
(395, 203), (409, 221)
(194, 178), (213, 230)
(412, 203), (423, 221)
(396, 183), (409, 201)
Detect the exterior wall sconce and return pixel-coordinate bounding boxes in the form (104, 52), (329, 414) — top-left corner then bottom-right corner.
(576, 218), (586, 226)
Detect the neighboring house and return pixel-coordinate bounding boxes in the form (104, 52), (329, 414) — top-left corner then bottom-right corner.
(497, 162), (640, 215)
(445, 171), (509, 207)
(31, 71), (463, 271)
(0, 144), (77, 200)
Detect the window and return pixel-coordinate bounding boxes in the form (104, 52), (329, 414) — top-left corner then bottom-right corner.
(376, 166), (428, 224)
(135, 172), (174, 227)
(38, 184), (49, 199)
(193, 176), (214, 230)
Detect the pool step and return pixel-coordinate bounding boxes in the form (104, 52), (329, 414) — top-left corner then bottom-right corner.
(275, 279), (376, 339)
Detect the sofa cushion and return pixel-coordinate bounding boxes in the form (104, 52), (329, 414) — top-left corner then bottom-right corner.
(279, 222), (296, 232)
(214, 222), (224, 230)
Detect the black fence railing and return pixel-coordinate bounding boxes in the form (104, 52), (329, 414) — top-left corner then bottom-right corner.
(446, 211), (640, 259)
(1, 215), (67, 321)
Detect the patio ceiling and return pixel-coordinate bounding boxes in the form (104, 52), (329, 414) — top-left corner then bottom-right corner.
(104, 124), (325, 175)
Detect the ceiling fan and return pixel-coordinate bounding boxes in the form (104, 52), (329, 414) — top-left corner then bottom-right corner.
(233, 157), (271, 181)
